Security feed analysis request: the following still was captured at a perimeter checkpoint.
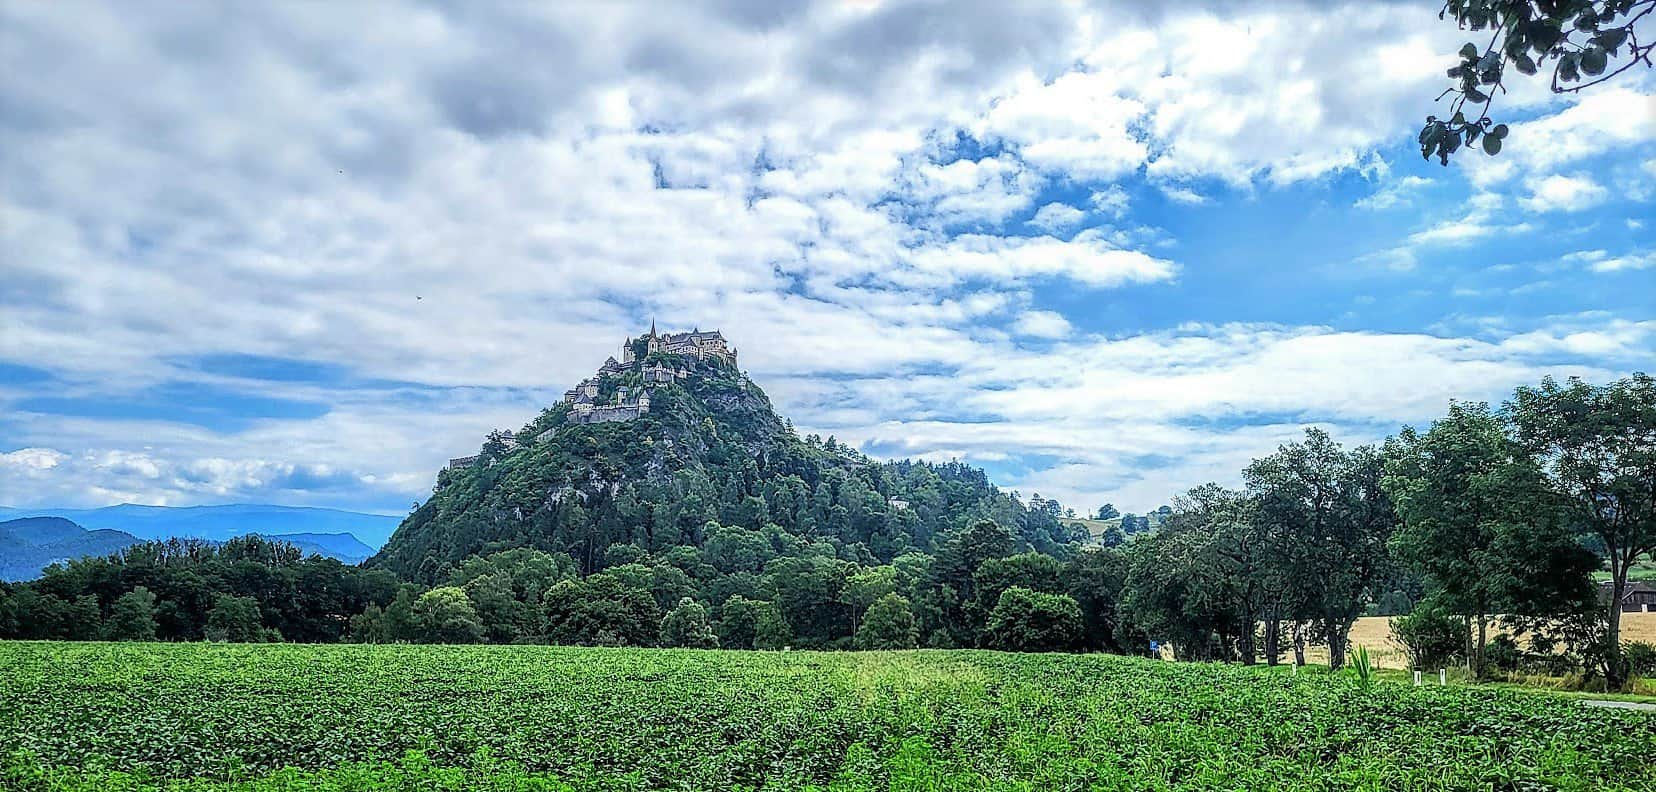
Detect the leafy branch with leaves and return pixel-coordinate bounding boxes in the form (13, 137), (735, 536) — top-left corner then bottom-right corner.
(1420, 0), (1652, 164)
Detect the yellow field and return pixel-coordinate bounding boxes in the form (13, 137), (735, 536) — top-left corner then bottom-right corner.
(1318, 611), (1656, 669)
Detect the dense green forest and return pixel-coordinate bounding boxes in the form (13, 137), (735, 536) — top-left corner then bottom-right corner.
(2, 351), (1651, 690)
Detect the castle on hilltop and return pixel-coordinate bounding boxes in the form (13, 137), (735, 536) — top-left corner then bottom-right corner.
(622, 322), (737, 366)
(446, 324), (740, 471)
(562, 323), (735, 426)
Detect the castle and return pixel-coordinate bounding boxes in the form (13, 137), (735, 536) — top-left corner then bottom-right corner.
(562, 324), (736, 426)
(448, 325), (737, 470)
(621, 322), (737, 366)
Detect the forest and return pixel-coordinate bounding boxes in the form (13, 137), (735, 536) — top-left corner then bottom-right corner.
(1, 372), (1651, 691)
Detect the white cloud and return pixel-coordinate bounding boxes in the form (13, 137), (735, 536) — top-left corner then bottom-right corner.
(1465, 90), (1656, 189)
(1013, 310), (1073, 339)
(1027, 202), (1086, 233)
(1564, 249), (1656, 273)
(0, 0), (1649, 515)
(1089, 185), (1130, 217)
(905, 154), (1044, 225)
(904, 230), (1178, 288)
(1355, 176), (1431, 210)
(1519, 174), (1610, 213)
(1159, 185), (1209, 205)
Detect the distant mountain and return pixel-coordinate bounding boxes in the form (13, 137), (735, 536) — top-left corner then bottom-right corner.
(0, 517), (141, 581)
(0, 503), (401, 549)
(264, 532), (376, 564)
(0, 515), (381, 581)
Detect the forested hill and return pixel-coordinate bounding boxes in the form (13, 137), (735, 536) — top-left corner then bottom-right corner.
(370, 349), (1084, 585)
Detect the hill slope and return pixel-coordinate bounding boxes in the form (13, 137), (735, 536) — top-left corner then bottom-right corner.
(0, 517), (142, 581)
(371, 344), (1081, 583)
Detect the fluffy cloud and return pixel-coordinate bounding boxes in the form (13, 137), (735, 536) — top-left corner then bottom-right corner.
(1027, 202), (1087, 233)
(1012, 310), (1074, 339)
(1519, 174), (1610, 213)
(1, 0), (1650, 514)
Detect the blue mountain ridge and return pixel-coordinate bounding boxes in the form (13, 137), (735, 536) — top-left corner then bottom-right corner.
(0, 503), (400, 548)
(0, 513), (384, 582)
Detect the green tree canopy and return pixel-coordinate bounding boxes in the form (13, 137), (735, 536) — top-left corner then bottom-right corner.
(1383, 402), (1597, 674)
(982, 587), (1083, 652)
(1509, 373), (1656, 688)
(854, 593), (919, 650)
(411, 586), (484, 644)
(105, 586), (157, 641)
(660, 597), (719, 648)
(205, 594), (265, 642)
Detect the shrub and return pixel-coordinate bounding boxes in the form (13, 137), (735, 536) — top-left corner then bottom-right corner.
(1390, 604), (1467, 671)
(1626, 641), (1656, 678)
(1484, 634), (1522, 673)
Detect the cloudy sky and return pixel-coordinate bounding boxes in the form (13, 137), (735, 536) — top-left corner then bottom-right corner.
(2, 0), (1652, 519)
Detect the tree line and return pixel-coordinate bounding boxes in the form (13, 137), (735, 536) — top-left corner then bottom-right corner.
(1, 374), (1650, 690)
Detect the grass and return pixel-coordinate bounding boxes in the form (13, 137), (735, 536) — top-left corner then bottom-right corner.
(2, 641), (1653, 791)
(1594, 554), (1656, 583)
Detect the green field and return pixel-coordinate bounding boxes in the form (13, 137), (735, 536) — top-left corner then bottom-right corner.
(2, 643), (1652, 791)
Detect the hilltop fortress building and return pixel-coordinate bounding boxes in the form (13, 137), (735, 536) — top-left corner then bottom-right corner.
(447, 324), (739, 470)
(563, 325), (736, 425)
(621, 322), (737, 366)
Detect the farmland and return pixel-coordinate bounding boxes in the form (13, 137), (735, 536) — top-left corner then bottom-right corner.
(1299, 612), (1656, 670)
(2, 642), (1652, 791)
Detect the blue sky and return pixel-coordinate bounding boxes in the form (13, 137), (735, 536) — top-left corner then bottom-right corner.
(1, 1), (1652, 516)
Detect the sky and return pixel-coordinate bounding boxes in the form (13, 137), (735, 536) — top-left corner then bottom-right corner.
(1, 0), (1652, 518)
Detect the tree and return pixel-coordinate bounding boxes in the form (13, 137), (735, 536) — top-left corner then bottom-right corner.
(1383, 402), (1596, 674)
(1509, 373), (1656, 689)
(929, 520), (1016, 644)
(716, 594), (763, 649)
(982, 587), (1083, 652)
(766, 556), (848, 647)
(205, 594), (264, 642)
(385, 585), (420, 642)
(60, 594), (102, 641)
(660, 597), (719, 648)
(971, 552), (1064, 623)
(855, 593), (919, 649)
(1418, 1), (1652, 164)
(1064, 547), (1140, 654)
(462, 572), (532, 643)
(841, 565), (897, 635)
(542, 574), (661, 647)
(1246, 430), (1399, 669)
(753, 600), (793, 650)
(349, 603), (391, 644)
(1096, 503), (1120, 520)
(105, 587), (158, 641)
(411, 586), (484, 644)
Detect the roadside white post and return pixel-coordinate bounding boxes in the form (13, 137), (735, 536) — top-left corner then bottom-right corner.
(1414, 671), (1421, 686)
(1439, 669), (1446, 685)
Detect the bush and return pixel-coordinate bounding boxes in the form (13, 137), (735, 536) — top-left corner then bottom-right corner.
(1626, 641), (1656, 678)
(1390, 605), (1467, 671)
(1484, 634), (1522, 673)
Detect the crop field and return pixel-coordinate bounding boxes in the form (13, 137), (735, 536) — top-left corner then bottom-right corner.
(1, 642), (1652, 791)
(1298, 612), (1656, 670)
